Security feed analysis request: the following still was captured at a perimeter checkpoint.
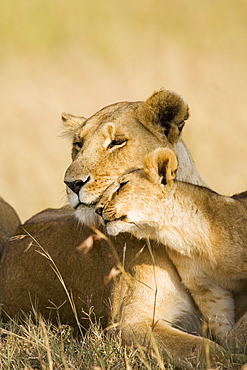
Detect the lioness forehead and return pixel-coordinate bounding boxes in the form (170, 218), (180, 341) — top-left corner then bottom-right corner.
(79, 102), (138, 132)
(91, 101), (139, 124)
(74, 101), (166, 145)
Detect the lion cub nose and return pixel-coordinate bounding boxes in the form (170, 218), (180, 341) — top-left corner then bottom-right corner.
(64, 177), (90, 196)
(95, 205), (103, 217)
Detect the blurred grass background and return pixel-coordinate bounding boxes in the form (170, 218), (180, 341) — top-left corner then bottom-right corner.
(1, 0), (247, 222)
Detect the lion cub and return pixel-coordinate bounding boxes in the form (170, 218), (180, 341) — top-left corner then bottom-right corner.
(96, 148), (247, 345)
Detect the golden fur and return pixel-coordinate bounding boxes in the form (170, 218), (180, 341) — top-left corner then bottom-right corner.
(0, 206), (227, 368)
(96, 148), (247, 346)
(0, 196), (20, 257)
(63, 88), (205, 226)
(0, 90), (229, 366)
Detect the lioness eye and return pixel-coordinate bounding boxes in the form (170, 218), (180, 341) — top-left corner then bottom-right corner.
(73, 142), (83, 151)
(116, 180), (129, 194)
(108, 139), (127, 150)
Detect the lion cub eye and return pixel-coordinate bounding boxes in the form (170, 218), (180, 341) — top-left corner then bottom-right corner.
(73, 142), (83, 151)
(116, 180), (129, 195)
(107, 139), (127, 150)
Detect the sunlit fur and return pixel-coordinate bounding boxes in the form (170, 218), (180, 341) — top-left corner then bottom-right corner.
(0, 206), (227, 368)
(97, 148), (247, 345)
(63, 88), (205, 226)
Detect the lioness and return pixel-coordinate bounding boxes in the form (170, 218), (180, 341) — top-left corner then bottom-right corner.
(0, 89), (226, 367)
(0, 197), (21, 257)
(96, 148), (247, 346)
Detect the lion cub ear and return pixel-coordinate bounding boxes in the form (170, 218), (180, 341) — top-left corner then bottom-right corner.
(138, 88), (189, 144)
(61, 113), (87, 138)
(144, 148), (178, 186)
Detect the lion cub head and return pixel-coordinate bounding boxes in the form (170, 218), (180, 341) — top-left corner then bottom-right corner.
(95, 148), (177, 237)
(62, 89), (196, 225)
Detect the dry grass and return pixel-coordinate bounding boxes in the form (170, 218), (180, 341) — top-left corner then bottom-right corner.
(0, 0), (247, 221)
(0, 307), (246, 370)
(0, 315), (164, 370)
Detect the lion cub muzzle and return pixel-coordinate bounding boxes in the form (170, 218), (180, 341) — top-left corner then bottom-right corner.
(95, 204), (127, 224)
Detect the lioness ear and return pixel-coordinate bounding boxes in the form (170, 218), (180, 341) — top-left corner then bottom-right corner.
(61, 113), (87, 138)
(144, 148), (178, 186)
(138, 88), (189, 144)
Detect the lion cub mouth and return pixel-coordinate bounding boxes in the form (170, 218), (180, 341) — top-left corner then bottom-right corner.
(104, 215), (128, 224)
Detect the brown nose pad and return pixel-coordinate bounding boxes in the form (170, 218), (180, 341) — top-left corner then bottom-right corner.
(95, 206), (103, 217)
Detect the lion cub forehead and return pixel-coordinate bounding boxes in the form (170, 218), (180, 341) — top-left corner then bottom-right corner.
(119, 169), (148, 184)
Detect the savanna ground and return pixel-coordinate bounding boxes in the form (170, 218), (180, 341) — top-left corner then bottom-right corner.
(0, 0), (247, 368)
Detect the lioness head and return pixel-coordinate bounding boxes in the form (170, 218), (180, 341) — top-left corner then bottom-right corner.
(63, 88), (201, 225)
(95, 148), (178, 237)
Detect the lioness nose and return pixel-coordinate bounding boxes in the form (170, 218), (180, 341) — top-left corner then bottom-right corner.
(64, 177), (90, 196)
(95, 205), (103, 217)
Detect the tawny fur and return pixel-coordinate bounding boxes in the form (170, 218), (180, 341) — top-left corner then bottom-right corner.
(0, 89), (232, 367)
(96, 148), (247, 346)
(63, 88), (205, 226)
(0, 206), (227, 368)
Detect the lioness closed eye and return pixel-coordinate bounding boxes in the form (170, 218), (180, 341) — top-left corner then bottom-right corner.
(96, 148), (247, 345)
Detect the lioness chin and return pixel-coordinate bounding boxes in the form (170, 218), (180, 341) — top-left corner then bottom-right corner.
(96, 147), (247, 347)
